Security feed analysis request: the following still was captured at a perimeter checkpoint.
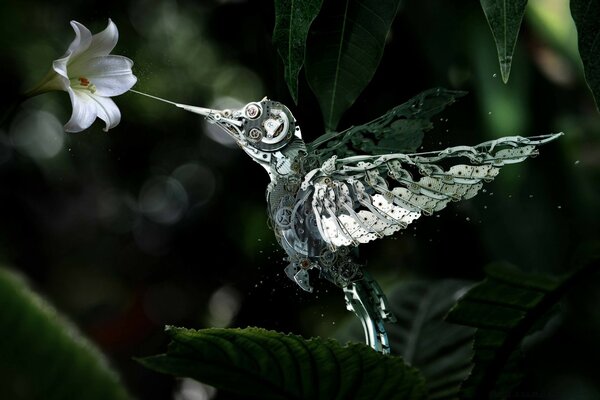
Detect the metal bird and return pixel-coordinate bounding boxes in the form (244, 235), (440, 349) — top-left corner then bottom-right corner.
(134, 88), (562, 353)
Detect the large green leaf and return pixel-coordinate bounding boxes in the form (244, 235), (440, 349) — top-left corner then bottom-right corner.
(0, 267), (130, 400)
(446, 258), (600, 399)
(386, 281), (475, 400)
(335, 279), (475, 400)
(272, 0), (324, 103)
(479, 0), (528, 83)
(307, 87), (465, 161)
(571, 0), (600, 111)
(305, 0), (402, 130)
(139, 326), (427, 400)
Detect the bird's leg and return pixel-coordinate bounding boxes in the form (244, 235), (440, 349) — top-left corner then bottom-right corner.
(343, 270), (396, 354)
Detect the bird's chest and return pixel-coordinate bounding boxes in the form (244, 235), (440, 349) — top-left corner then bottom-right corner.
(267, 177), (300, 223)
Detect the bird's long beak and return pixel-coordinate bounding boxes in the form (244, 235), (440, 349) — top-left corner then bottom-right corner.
(129, 89), (243, 137)
(174, 104), (243, 128)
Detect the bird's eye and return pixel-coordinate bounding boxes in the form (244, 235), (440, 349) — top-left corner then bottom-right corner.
(261, 109), (289, 145)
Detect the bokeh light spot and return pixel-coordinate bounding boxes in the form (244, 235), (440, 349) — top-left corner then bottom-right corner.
(207, 285), (241, 328)
(172, 163), (216, 208)
(174, 378), (217, 400)
(10, 109), (64, 159)
(139, 176), (188, 224)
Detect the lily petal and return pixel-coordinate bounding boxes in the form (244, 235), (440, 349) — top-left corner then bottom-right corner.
(84, 19), (119, 59)
(64, 88), (98, 132)
(50, 52), (72, 91)
(70, 55), (137, 96)
(66, 21), (92, 61)
(90, 95), (121, 131)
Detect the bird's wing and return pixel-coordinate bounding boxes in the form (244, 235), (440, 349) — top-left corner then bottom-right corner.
(303, 133), (562, 248)
(306, 88), (466, 162)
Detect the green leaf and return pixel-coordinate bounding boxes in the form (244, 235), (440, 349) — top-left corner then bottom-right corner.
(479, 0), (528, 83)
(272, 0), (324, 103)
(335, 279), (475, 400)
(446, 258), (600, 399)
(0, 267), (130, 400)
(308, 88), (465, 161)
(571, 0), (600, 111)
(386, 281), (475, 400)
(139, 326), (427, 400)
(305, 0), (402, 130)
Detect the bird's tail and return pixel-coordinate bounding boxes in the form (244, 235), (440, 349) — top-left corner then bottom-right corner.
(343, 271), (396, 354)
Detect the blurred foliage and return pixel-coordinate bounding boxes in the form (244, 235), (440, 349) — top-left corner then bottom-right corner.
(446, 252), (600, 399)
(0, 267), (129, 400)
(570, 0), (600, 111)
(0, 0), (599, 398)
(140, 326), (426, 400)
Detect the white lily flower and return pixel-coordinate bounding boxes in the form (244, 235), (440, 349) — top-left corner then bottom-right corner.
(29, 19), (137, 132)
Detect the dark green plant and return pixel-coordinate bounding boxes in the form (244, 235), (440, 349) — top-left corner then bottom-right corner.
(139, 255), (598, 399)
(140, 327), (426, 400)
(2, 0), (600, 399)
(446, 257), (600, 399)
(0, 268), (130, 400)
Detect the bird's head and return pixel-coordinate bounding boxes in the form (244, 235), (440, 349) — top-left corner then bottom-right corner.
(178, 98), (303, 166)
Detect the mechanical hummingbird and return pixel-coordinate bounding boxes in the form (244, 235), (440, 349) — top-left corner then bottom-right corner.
(133, 88), (562, 353)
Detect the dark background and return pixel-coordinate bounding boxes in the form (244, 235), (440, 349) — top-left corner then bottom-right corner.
(1, 0), (599, 398)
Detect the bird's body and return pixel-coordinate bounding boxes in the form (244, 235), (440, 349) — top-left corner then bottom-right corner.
(166, 88), (562, 353)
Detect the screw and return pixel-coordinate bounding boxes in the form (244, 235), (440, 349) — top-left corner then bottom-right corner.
(246, 104), (260, 119)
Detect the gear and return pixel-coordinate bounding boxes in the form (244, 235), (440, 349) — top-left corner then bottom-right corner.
(319, 248), (337, 266)
(274, 206), (293, 229)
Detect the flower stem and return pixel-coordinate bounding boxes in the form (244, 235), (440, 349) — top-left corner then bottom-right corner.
(22, 69), (62, 99)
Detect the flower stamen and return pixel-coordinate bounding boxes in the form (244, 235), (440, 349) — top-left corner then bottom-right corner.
(71, 76), (97, 93)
